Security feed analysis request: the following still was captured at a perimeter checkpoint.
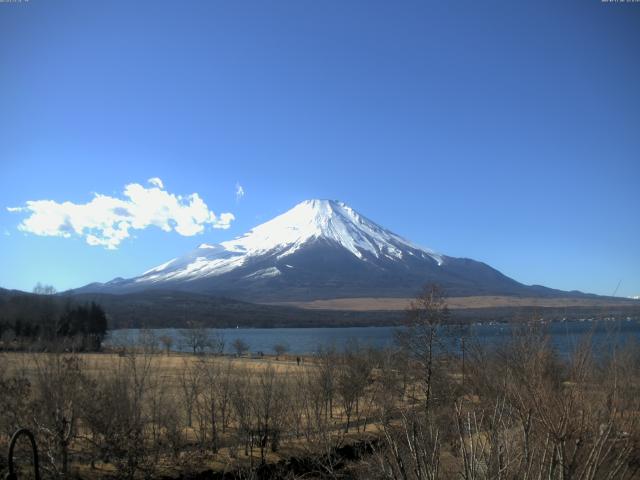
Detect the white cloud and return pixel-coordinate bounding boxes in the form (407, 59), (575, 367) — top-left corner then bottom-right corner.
(235, 183), (245, 201)
(7, 179), (235, 249)
(215, 212), (235, 229)
(148, 177), (164, 188)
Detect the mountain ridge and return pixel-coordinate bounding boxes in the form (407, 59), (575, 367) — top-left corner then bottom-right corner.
(73, 199), (603, 302)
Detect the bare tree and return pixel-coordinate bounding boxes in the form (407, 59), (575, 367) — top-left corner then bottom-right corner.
(209, 330), (225, 355)
(336, 344), (371, 433)
(100, 351), (154, 479)
(373, 406), (442, 480)
(179, 323), (210, 354)
(33, 282), (57, 295)
(232, 338), (249, 357)
(194, 357), (228, 452)
(251, 365), (288, 462)
(396, 283), (450, 414)
(159, 334), (173, 355)
(457, 324), (640, 480)
(0, 354), (32, 446)
(32, 353), (83, 476)
(138, 328), (158, 353)
(298, 355), (347, 478)
(214, 359), (234, 434)
(317, 346), (338, 422)
(77, 352), (158, 478)
(179, 359), (202, 429)
(273, 342), (289, 360)
(230, 368), (254, 461)
(158, 395), (184, 461)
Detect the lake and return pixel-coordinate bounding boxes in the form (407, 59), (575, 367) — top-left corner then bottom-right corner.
(105, 318), (640, 356)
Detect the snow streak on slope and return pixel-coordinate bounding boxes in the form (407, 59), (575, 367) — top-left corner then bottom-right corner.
(132, 199), (443, 284)
(221, 199), (442, 262)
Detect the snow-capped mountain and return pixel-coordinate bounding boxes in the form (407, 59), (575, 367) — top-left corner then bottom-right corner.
(76, 199), (572, 301)
(140, 199), (443, 282)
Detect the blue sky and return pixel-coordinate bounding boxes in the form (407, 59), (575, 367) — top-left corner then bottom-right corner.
(1, 0), (638, 297)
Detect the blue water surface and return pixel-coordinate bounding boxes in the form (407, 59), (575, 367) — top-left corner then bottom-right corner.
(105, 319), (640, 356)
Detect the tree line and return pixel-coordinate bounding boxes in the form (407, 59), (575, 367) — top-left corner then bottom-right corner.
(0, 284), (108, 351)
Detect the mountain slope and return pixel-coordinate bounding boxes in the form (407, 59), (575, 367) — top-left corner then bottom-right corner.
(75, 199), (592, 301)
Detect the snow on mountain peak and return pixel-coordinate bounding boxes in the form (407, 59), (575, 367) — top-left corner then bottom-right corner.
(220, 198), (442, 262)
(135, 199), (443, 284)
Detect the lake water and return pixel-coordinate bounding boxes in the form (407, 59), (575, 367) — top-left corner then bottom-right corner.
(105, 319), (640, 356)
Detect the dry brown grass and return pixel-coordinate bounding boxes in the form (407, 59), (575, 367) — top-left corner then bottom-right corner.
(3, 335), (638, 480)
(1, 351), (310, 383)
(1, 350), (342, 478)
(268, 295), (638, 311)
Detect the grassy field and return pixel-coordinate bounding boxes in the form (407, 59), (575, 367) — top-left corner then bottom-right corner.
(1, 350), (306, 378)
(270, 295), (640, 311)
(2, 327), (638, 479)
(1, 349), (379, 479)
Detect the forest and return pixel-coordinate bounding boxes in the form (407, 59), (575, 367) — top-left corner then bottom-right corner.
(0, 285), (108, 352)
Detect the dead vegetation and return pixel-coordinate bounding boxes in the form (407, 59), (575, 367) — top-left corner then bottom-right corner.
(270, 296), (640, 311)
(0, 292), (638, 479)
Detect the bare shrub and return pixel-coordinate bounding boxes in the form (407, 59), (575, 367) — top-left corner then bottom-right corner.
(181, 323), (224, 355)
(193, 357), (227, 452)
(159, 335), (174, 355)
(336, 343), (371, 433)
(179, 358), (202, 429)
(371, 406), (441, 480)
(78, 351), (154, 479)
(31, 353), (83, 476)
(273, 343), (289, 360)
(396, 284), (450, 414)
(232, 338), (249, 357)
(251, 365), (288, 461)
(456, 325), (640, 480)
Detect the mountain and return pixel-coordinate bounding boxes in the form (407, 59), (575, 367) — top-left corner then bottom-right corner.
(75, 199), (593, 302)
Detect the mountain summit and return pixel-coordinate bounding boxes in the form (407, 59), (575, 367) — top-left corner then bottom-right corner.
(77, 199), (576, 301)
(218, 199), (442, 264)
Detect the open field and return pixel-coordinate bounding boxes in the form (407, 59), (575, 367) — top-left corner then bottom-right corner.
(0, 349), (385, 479)
(271, 295), (640, 311)
(2, 322), (639, 479)
(1, 350), (303, 377)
